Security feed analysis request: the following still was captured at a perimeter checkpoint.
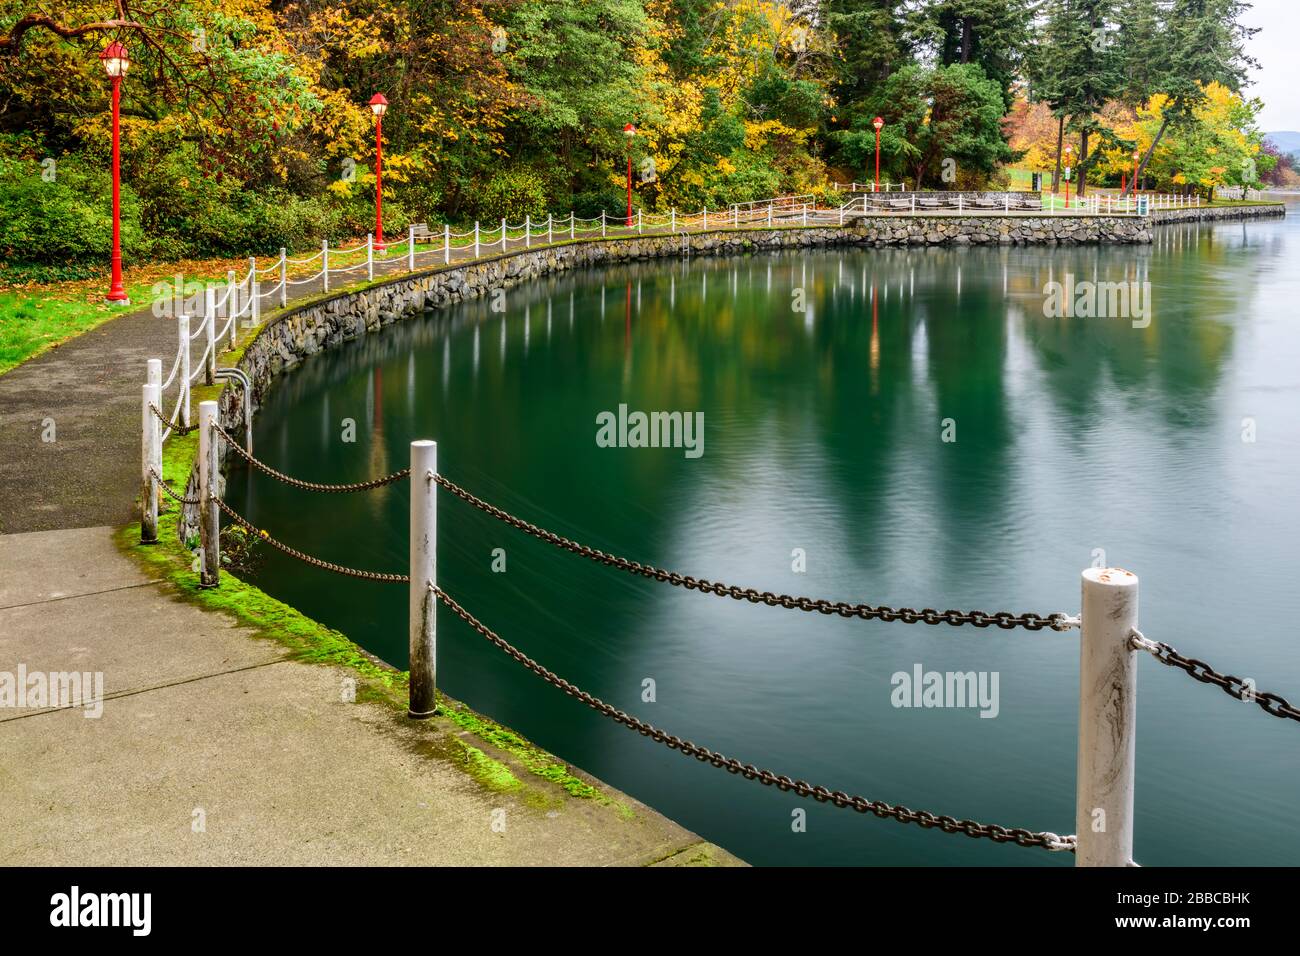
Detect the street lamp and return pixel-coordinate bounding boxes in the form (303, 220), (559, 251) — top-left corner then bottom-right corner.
(872, 116), (884, 193)
(101, 41), (130, 304)
(1064, 144), (1074, 208)
(369, 93), (388, 251)
(624, 123), (636, 227)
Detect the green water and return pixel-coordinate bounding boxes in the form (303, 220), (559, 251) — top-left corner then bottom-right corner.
(231, 206), (1300, 866)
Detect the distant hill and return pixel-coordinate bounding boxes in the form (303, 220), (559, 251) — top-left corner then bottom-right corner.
(1265, 131), (1300, 155)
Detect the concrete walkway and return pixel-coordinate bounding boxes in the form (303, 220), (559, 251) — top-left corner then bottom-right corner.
(0, 245), (743, 865)
(0, 527), (740, 865)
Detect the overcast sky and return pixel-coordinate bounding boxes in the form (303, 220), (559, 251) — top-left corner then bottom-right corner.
(1243, 0), (1300, 132)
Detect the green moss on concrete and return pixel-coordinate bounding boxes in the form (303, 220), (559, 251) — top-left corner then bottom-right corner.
(454, 739), (523, 794)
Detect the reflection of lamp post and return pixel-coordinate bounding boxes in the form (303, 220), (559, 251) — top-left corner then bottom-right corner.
(1064, 144), (1074, 207)
(1132, 148), (1141, 197)
(872, 116), (884, 193)
(369, 94), (388, 251)
(624, 123), (635, 227)
(101, 41), (130, 303)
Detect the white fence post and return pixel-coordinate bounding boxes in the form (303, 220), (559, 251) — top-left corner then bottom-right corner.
(671, 208), (676, 233)
(408, 440), (437, 718)
(767, 204), (772, 227)
(409, 224), (416, 272)
(226, 271), (238, 348)
(1076, 567), (1139, 867)
(474, 221), (480, 258)
(601, 210), (606, 238)
(322, 240), (330, 292)
(638, 209), (643, 234)
(569, 211), (575, 240)
(547, 214), (553, 244)
(911, 195), (915, 214)
(703, 207), (708, 230)
(198, 400), (220, 589)
(367, 233), (374, 280)
(141, 359), (161, 544)
(279, 248), (288, 307)
(178, 314), (192, 427)
(444, 224), (451, 264)
(525, 214), (531, 248)
(203, 286), (217, 385)
(733, 205), (738, 227)
(802, 206), (807, 227)
(251, 279), (261, 329)
(501, 218), (507, 253)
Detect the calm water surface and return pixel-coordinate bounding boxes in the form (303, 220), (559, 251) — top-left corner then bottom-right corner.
(231, 204), (1300, 865)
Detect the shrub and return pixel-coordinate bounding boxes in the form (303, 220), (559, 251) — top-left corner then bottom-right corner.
(0, 155), (145, 265)
(475, 167), (549, 224)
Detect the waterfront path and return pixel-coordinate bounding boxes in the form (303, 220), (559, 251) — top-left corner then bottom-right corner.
(0, 526), (741, 865)
(0, 247), (743, 865)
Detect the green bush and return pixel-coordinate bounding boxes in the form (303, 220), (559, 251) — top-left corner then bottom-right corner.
(0, 155), (145, 265)
(475, 167), (549, 224)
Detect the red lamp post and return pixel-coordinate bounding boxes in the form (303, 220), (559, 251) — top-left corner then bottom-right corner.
(1063, 144), (1074, 208)
(624, 123), (636, 227)
(369, 93), (388, 251)
(101, 41), (130, 304)
(872, 116), (884, 193)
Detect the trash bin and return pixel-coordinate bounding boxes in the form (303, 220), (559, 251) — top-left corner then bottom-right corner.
(1031, 172), (1042, 192)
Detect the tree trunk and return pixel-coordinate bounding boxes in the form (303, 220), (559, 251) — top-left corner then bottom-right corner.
(1125, 113), (1171, 197)
(1052, 115), (1065, 193)
(961, 17), (973, 64)
(1078, 129), (1089, 197)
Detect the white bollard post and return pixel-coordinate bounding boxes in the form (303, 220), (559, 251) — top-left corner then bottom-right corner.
(367, 233), (374, 280)
(525, 214), (531, 248)
(204, 286), (217, 385)
(702, 207), (708, 230)
(601, 210), (606, 238)
(1004, 195), (1009, 213)
(768, 204), (772, 227)
(802, 206), (808, 227)
(445, 224), (451, 264)
(569, 211), (575, 240)
(409, 225), (416, 271)
(733, 205), (738, 227)
(279, 248), (288, 307)
(671, 208), (676, 233)
(198, 401), (220, 588)
(638, 209), (643, 234)
(547, 214), (553, 244)
(958, 195), (963, 213)
(322, 239), (330, 293)
(251, 279), (261, 329)
(474, 221), (480, 258)
(178, 314), (192, 427)
(501, 218), (507, 253)
(141, 360), (161, 544)
(226, 271), (238, 348)
(839, 204), (844, 226)
(1076, 567), (1139, 867)
(408, 440), (437, 718)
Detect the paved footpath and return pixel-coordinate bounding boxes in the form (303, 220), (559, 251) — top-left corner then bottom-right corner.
(0, 255), (742, 866)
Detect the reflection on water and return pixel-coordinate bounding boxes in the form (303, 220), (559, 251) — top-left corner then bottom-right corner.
(232, 208), (1300, 866)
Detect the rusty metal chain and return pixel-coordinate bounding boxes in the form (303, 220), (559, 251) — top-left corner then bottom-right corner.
(149, 467), (199, 506)
(213, 422), (411, 492)
(213, 496), (409, 583)
(433, 583), (1076, 853)
(432, 473), (1076, 632)
(149, 403), (199, 436)
(1130, 629), (1300, 724)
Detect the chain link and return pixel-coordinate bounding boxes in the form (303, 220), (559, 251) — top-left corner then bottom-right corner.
(213, 422), (411, 492)
(213, 496), (409, 582)
(1130, 629), (1300, 724)
(149, 403), (198, 436)
(149, 467), (199, 506)
(433, 583), (1075, 852)
(432, 473), (1076, 632)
